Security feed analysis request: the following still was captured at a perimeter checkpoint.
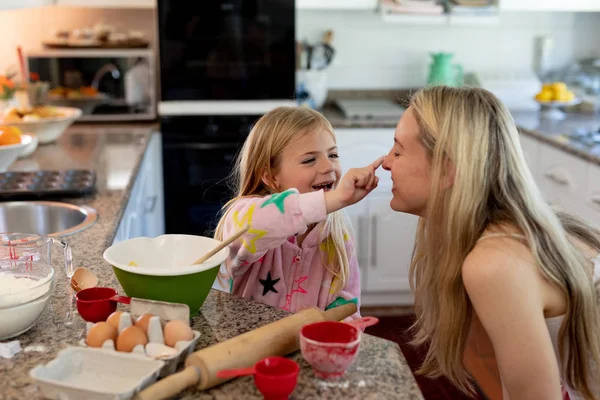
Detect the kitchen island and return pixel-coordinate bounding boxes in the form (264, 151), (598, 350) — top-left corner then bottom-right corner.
(0, 124), (424, 400)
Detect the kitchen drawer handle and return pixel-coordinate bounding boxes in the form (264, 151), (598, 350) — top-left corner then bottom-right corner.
(145, 195), (158, 213)
(357, 216), (367, 267)
(371, 216), (377, 267)
(544, 172), (569, 186)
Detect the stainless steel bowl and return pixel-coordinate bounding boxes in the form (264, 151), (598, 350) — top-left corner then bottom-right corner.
(0, 201), (98, 237)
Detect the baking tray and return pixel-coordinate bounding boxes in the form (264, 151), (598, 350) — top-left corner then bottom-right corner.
(0, 169), (96, 199)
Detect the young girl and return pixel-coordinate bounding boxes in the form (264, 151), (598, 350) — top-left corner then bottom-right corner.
(382, 86), (600, 399)
(214, 106), (382, 320)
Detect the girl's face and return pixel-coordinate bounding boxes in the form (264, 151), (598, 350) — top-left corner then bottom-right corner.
(270, 129), (341, 194)
(382, 107), (433, 217)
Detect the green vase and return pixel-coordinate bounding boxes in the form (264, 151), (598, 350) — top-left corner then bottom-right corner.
(427, 53), (464, 87)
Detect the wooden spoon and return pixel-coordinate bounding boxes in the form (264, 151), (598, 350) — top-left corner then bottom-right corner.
(188, 225), (250, 266)
(70, 267), (99, 292)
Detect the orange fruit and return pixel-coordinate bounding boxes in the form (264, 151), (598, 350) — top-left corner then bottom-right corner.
(0, 126), (22, 146)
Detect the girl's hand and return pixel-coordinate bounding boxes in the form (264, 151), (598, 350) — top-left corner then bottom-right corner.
(325, 156), (384, 213)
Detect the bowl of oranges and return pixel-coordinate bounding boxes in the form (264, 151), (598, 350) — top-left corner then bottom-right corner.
(0, 106), (82, 144)
(0, 126), (33, 171)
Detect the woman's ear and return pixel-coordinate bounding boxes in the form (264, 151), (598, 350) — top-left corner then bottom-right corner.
(441, 161), (455, 190)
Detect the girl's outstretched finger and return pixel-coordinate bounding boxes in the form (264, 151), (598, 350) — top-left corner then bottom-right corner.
(370, 156), (385, 171)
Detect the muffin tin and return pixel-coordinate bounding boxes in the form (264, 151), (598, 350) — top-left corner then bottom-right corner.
(0, 169), (96, 199)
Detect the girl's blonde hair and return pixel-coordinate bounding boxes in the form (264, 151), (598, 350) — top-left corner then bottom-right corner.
(408, 86), (600, 399)
(214, 106), (354, 289)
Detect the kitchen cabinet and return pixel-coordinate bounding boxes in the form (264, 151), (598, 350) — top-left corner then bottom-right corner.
(297, 0), (377, 9)
(538, 142), (588, 216)
(112, 132), (165, 245)
(366, 194), (419, 292)
(54, 0), (154, 8)
(0, 0), (52, 9)
(517, 132), (600, 228)
(582, 163), (600, 229)
(336, 128), (416, 306)
(500, 0), (600, 12)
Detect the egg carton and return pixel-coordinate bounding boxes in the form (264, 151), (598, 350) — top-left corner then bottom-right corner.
(29, 346), (164, 400)
(79, 311), (201, 377)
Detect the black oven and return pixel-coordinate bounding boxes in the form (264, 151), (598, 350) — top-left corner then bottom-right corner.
(157, 0), (295, 104)
(157, 0), (295, 236)
(161, 115), (260, 236)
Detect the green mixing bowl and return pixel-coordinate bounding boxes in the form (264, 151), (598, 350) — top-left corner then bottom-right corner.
(103, 234), (229, 316)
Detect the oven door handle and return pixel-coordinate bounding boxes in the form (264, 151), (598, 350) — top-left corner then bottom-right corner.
(163, 143), (240, 150)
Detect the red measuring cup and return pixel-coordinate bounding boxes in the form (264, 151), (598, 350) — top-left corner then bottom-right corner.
(76, 287), (131, 323)
(299, 316), (379, 379)
(216, 356), (299, 400)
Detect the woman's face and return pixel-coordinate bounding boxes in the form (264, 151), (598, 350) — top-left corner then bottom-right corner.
(382, 107), (433, 217)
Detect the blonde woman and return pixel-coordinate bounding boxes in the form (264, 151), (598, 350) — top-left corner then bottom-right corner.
(214, 106), (382, 320)
(382, 86), (600, 399)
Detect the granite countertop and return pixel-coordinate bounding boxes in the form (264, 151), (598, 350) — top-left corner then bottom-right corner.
(0, 123), (424, 400)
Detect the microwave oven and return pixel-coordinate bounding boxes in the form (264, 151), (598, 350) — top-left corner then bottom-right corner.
(27, 49), (157, 122)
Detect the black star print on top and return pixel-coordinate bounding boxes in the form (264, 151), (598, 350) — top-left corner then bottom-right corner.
(259, 271), (280, 296)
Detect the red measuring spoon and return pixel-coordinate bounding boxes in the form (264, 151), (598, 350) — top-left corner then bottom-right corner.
(217, 356), (299, 400)
(76, 287), (131, 323)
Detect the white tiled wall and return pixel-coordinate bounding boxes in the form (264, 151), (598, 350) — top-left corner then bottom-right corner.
(297, 10), (600, 89)
(0, 6), (598, 91)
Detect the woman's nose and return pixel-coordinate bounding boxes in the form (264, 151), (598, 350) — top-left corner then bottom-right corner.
(382, 154), (392, 171)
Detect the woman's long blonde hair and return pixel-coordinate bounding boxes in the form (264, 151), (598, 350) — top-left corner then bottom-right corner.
(214, 106), (354, 289)
(408, 86), (600, 399)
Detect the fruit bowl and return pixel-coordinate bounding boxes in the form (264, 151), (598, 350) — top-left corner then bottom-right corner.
(534, 98), (581, 120)
(0, 134), (33, 172)
(0, 107), (82, 144)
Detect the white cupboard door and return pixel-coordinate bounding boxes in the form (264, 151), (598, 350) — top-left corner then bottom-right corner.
(583, 162), (600, 229)
(336, 128), (394, 192)
(343, 202), (370, 288)
(538, 143), (588, 217)
(519, 133), (540, 184)
(364, 194), (418, 292)
(337, 129), (391, 172)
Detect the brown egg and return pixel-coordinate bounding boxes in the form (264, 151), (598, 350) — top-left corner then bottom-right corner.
(163, 320), (194, 347)
(134, 313), (155, 334)
(106, 311), (130, 330)
(86, 322), (118, 348)
(116, 325), (148, 352)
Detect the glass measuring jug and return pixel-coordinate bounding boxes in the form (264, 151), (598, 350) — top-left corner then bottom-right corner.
(0, 233), (74, 324)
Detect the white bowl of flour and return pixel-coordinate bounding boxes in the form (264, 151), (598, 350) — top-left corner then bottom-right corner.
(0, 265), (55, 340)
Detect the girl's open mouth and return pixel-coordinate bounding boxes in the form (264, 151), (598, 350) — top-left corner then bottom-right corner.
(312, 181), (334, 192)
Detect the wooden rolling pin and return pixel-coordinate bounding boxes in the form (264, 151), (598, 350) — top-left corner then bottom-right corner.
(135, 303), (357, 400)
